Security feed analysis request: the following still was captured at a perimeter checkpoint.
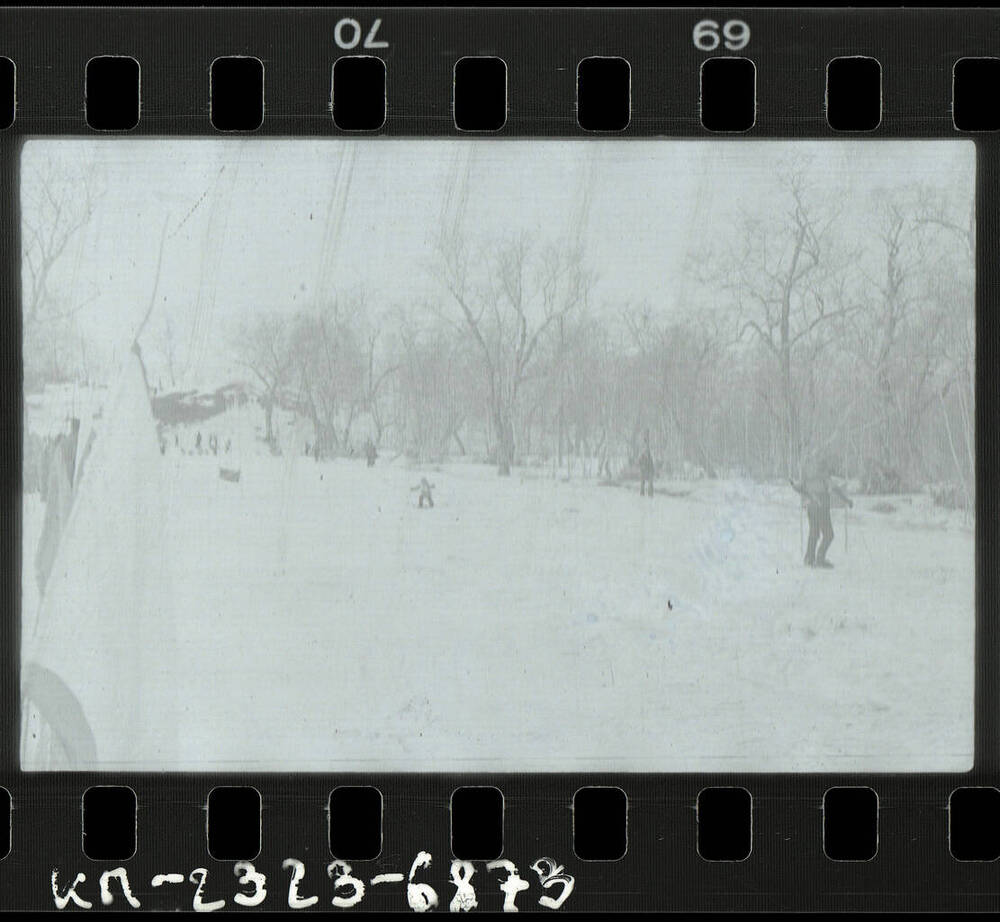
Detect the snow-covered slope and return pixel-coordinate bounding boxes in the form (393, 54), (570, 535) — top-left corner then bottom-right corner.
(20, 440), (974, 772)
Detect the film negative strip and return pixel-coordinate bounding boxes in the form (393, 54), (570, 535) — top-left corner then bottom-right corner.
(0, 4), (997, 913)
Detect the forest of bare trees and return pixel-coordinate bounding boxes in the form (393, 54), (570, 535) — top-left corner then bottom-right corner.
(228, 171), (974, 504)
(17, 142), (974, 506)
(21, 154), (107, 391)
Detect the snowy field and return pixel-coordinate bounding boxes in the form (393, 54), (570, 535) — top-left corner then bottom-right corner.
(18, 138), (977, 772)
(21, 436), (975, 772)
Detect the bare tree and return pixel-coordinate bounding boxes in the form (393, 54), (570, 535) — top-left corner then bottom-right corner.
(637, 313), (724, 478)
(723, 172), (857, 475)
(439, 235), (594, 475)
(22, 154), (102, 330)
(915, 186), (975, 509)
(291, 298), (367, 456)
(361, 323), (399, 448)
(236, 315), (294, 445)
(839, 189), (936, 485)
(396, 312), (475, 461)
(21, 155), (104, 389)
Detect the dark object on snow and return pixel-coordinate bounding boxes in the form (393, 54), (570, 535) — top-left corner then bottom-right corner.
(151, 382), (249, 426)
(638, 430), (654, 498)
(219, 467), (241, 483)
(209, 433), (219, 456)
(365, 439), (378, 468)
(411, 477), (435, 508)
(195, 431), (202, 453)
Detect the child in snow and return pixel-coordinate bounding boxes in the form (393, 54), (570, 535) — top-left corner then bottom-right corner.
(412, 477), (435, 508)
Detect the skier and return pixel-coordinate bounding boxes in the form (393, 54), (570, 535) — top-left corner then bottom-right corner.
(365, 438), (378, 468)
(638, 430), (654, 498)
(412, 477), (435, 508)
(791, 457), (853, 569)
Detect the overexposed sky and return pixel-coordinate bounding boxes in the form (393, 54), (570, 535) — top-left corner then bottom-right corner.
(22, 138), (975, 385)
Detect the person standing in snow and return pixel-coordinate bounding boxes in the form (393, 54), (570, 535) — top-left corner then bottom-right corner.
(791, 456), (853, 568)
(638, 430), (655, 498)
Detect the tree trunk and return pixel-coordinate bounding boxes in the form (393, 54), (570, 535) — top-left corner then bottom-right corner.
(781, 348), (800, 475)
(557, 402), (565, 468)
(264, 397), (275, 443)
(494, 405), (513, 476)
(693, 438), (718, 480)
